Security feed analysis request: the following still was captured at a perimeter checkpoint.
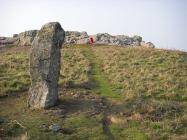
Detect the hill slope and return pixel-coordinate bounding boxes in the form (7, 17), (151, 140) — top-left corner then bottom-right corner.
(0, 45), (187, 140)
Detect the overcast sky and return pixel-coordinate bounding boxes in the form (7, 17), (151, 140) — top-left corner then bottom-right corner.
(0, 0), (187, 51)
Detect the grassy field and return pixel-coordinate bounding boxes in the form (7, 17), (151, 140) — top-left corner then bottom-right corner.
(0, 45), (187, 140)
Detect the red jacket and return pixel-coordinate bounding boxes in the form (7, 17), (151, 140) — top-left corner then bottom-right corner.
(89, 37), (94, 44)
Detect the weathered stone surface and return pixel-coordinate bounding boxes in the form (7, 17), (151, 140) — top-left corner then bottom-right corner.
(0, 30), (155, 48)
(146, 42), (155, 48)
(141, 41), (155, 48)
(0, 30), (38, 47)
(92, 33), (136, 46)
(133, 35), (142, 42)
(0, 37), (6, 40)
(13, 34), (18, 38)
(76, 31), (89, 44)
(132, 35), (142, 46)
(115, 35), (133, 45)
(49, 123), (61, 132)
(93, 33), (111, 45)
(65, 31), (89, 45)
(64, 31), (150, 47)
(0, 36), (18, 46)
(17, 30), (38, 46)
(28, 22), (65, 108)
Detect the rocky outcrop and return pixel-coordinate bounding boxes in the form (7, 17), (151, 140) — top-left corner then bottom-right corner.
(0, 36), (19, 46)
(64, 31), (154, 47)
(115, 35), (133, 45)
(17, 30), (38, 46)
(91, 33), (144, 46)
(132, 35), (142, 46)
(65, 31), (89, 45)
(0, 30), (155, 48)
(92, 33), (141, 46)
(141, 41), (155, 48)
(0, 30), (38, 47)
(28, 22), (65, 109)
(92, 33), (112, 45)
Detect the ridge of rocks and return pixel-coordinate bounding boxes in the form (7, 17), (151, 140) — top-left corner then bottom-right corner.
(0, 30), (155, 48)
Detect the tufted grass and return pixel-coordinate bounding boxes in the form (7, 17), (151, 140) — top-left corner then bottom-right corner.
(0, 48), (30, 96)
(93, 46), (187, 101)
(81, 46), (122, 99)
(92, 46), (187, 139)
(0, 45), (187, 139)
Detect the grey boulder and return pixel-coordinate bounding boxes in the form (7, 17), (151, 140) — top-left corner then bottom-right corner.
(28, 22), (65, 108)
(141, 41), (155, 48)
(65, 31), (89, 45)
(17, 30), (38, 46)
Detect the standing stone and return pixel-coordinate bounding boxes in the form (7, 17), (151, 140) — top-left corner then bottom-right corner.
(28, 22), (65, 108)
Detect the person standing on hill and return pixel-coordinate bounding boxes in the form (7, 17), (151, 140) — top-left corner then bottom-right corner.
(89, 36), (94, 46)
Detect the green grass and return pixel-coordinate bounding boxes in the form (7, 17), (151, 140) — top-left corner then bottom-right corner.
(93, 46), (187, 101)
(110, 123), (148, 140)
(61, 113), (107, 140)
(0, 49), (30, 96)
(0, 45), (187, 139)
(59, 46), (90, 87)
(81, 46), (122, 99)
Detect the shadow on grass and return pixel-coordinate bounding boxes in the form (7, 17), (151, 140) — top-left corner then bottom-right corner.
(56, 97), (101, 114)
(63, 80), (96, 90)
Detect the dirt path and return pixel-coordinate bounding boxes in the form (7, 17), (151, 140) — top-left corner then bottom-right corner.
(81, 46), (115, 140)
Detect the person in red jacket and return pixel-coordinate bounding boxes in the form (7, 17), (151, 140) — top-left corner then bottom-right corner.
(89, 36), (94, 46)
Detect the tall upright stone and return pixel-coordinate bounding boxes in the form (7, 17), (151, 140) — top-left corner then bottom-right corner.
(28, 22), (65, 108)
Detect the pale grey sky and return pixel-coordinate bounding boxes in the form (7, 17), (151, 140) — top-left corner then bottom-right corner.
(0, 0), (187, 51)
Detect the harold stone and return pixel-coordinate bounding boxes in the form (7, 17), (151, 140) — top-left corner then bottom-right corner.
(28, 22), (65, 108)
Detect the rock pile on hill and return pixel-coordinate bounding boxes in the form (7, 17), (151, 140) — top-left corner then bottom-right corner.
(65, 31), (89, 45)
(92, 33), (142, 46)
(65, 31), (155, 47)
(0, 30), (37, 47)
(141, 41), (155, 48)
(0, 30), (155, 48)
(0, 36), (18, 46)
(28, 22), (65, 108)
(17, 30), (38, 46)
